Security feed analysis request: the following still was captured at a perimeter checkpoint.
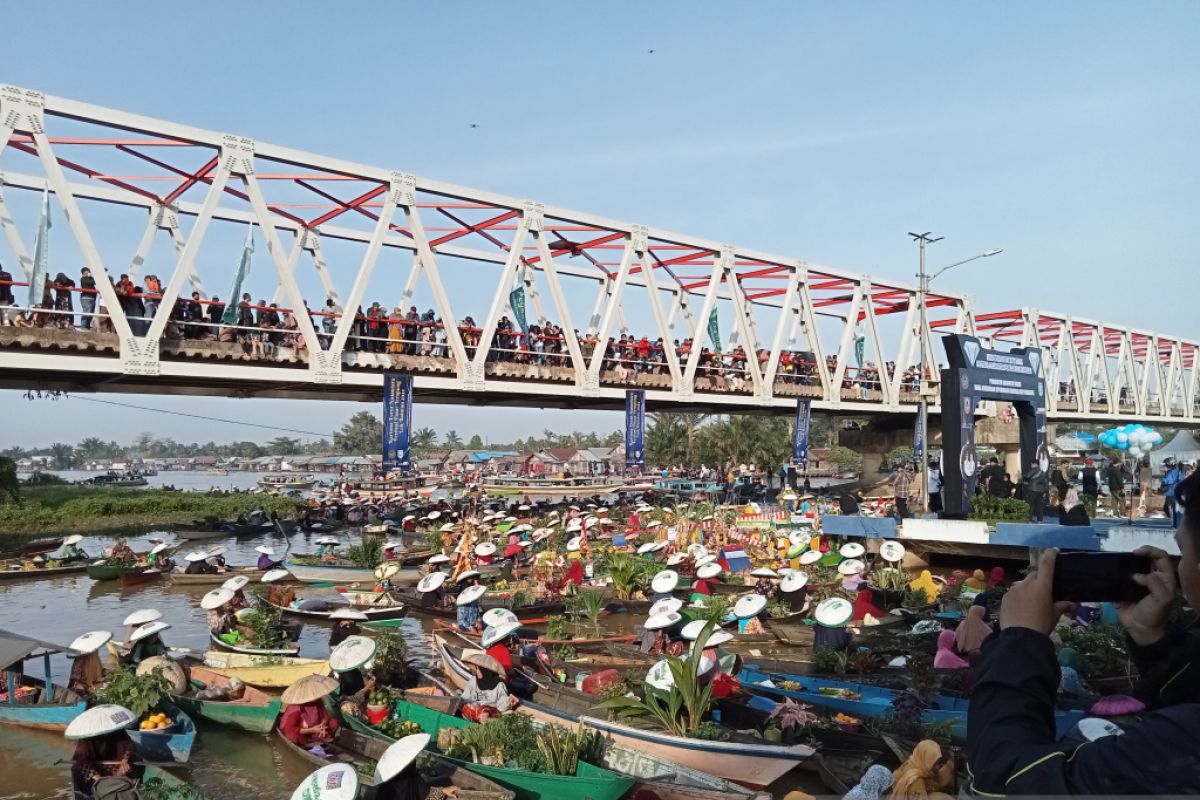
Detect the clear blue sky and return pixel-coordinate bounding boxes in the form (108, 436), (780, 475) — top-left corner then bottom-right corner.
(1, 1), (1196, 447)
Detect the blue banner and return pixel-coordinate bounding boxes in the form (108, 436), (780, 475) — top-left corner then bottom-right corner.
(382, 373), (413, 471)
(625, 389), (645, 469)
(914, 411), (924, 457)
(792, 399), (811, 465)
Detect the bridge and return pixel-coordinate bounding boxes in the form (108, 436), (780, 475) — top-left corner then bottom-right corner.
(0, 84), (1195, 423)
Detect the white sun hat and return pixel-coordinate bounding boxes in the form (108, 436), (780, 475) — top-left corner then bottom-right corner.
(565, 537), (582, 552)
(329, 635), (376, 673)
(291, 764), (360, 800)
(734, 594), (768, 619)
(417, 572), (448, 593)
(455, 570), (481, 583)
(122, 609), (162, 627)
(63, 534), (85, 546)
(373, 733), (433, 784)
(837, 559), (866, 576)
(183, 551), (210, 563)
(646, 520), (662, 529)
(879, 540), (906, 563)
(637, 542), (660, 555)
(566, 520), (583, 532)
(329, 608), (369, 621)
(255, 546), (276, 555)
(482, 608), (519, 628)
(650, 570), (679, 594)
(130, 620), (171, 643)
(375, 563), (401, 581)
(440, 523), (456, 532)
(814, 596), (854, 627)
(201, 587), (235, 610)
(665, 553), (687, 566)
(695, 554), (718, 567)
(780, 571), (809, 593)
(426, 511), (442, 520)
(645, 652), (715, 691)
(262, 568), (290, 583)
(680, 619), (734, 645)
(472, 542), (497, 558)
(150, 543), (169, 555)
(645, 593), (682, 615)
(799, 550), (823, 565)
(643, 610), (682, 631)
(481, 620), (522, 648)
(222, 575), (250, 592)
(839, 542), (866, 559)
(427, 554), (451, 565)
(65, 704), (136, 740)
(402, 515), (416, 522)
(687, 544), (709, 559)
(696, 563), (723, 579)
(457, 584), (487, 606)
(69, 631), (113, 655)
(750, 568), (779, 578)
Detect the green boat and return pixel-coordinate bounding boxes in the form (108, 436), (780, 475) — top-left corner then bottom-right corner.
(85, 561), (142, 581)
(170, 665), (282, 733)
(342, 699), (634, 800)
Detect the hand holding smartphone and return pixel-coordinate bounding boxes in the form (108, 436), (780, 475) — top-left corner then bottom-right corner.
(1051, 552), (1152, 603)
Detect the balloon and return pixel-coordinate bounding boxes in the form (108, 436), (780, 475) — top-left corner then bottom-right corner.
(1117, 433), (1128, 443)
(1153, 432), (1164, 443)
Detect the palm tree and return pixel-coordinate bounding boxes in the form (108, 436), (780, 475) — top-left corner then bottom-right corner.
(48, 442), (75, 470)
(412, 427), (439, 458)
(442, 430), (463, 449)
(75, 437), (108, 463)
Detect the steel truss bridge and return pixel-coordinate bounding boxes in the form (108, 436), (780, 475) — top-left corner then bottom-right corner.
(0, 84), (1195, 423)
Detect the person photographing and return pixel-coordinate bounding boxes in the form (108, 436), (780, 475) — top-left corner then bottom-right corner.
(967, 469), (1200, 794)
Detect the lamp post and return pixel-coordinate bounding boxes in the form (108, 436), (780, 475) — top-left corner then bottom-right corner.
(907, 232), (1002, 512)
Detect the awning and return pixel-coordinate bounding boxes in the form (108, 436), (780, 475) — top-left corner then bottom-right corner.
(0, 629), (76, 668)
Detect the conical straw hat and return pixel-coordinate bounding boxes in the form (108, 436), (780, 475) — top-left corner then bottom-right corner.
(281, 674), (339, 705)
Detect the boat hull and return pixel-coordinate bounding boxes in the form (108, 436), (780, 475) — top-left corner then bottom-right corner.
(0, 563), (89, 582)
(284, 562), (417, 584)
(172, 665), (280, 733)
(125, 703), (196, 764)
(480, 482), (625, 497)
(0, 693), (86, 730)
(170, 566), (290, 586)
(86, 563), (141, 581)
(209, 630), (300, 657)
(268, 595), (406, 623)
(197, 651), (328, 688)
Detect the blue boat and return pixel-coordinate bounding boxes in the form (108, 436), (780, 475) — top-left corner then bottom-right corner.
(125, 702), (197, 764)
(739, 668), (1084, 741)
(0, 629), (88, 730)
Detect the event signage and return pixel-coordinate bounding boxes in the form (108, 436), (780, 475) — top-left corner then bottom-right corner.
(625, 389), (646, 469)
(792, 399), (811, 465)
(939, 335), (1047, 517)
(382, 373), (413, 471)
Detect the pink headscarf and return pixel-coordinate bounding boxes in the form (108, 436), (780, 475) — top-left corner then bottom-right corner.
(934, 629), (968, 669)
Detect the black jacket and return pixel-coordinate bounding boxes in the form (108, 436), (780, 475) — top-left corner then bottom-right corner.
(968, 626), (1200, 795)
(1058, 505), (1090, 526)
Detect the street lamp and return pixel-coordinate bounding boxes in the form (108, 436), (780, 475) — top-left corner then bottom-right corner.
(907, 232), (1002, 513)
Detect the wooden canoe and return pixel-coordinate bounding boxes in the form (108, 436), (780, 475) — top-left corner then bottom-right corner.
(120, 568), (164, 587)
(266, 590), (407, 623)
(283, 561), (419, 585)
(209, 630), (301, 657)
(0, 561), (89, 581)
(125, 702), (196, 764)
(169, 565), (292, 586)
(275, 727), (515, 800)
(171, 664), (282, 733)
(85, 561), (143, 581)
(0, 676), (86, 730)
(195, 651), (329, 689)
(431, 619), (633, 647)
(71, 764), (203, 800)
(396, 589), (565, 620)
(0, 536), (62, 561)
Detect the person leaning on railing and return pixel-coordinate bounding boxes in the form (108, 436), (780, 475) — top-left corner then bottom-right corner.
(966, 468), (1200, 794)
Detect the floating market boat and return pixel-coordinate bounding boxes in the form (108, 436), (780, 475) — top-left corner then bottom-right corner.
(343, 698), (636, 800)
(430, 619), (634, 647)
(0, 536), (65, 561)
(762, 613), (907, 647)
(169, 565), (292, 586)
(71, 764), (202, 800)
(171, 664), (281, 733)
(478, 477), (626, 497)
(275, 727), (515, 800)
(85, 561), (143, 581)
(258, 474), (316, 490)
(434, 634), (811, 789)
(265, 590), (407, 623)
(738, 668), (1085, 741)
(284, 561), (418, 585)
(0, 631), (87, 730)
(208, 629), (301, 657)
(125, 702), (196, 764)
(119, 567), (164, 587)
(396, 589), (564, 619)
(174, 522), (235, 541)
(195, 651), (329, 688)
(0, 559), (89, 581)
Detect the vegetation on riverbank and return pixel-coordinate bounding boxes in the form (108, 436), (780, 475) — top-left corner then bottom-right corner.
(0, 484), (303, 536)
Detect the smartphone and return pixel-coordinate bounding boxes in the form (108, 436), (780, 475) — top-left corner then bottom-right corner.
(1051, 552), (1152, 603)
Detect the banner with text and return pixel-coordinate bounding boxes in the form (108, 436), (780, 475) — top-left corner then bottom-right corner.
(625, 389), (645, 469)
(382, 373), (413, 471)
(792, 399), (811, 465)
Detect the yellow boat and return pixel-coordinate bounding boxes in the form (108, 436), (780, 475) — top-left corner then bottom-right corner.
(196, 651), (329, 688)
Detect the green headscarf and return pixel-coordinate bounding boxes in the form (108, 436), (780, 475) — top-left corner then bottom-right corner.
(1057, 646), (1079, 670)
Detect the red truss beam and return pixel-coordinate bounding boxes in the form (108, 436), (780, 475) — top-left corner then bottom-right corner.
(9, 141), (161, 204)
(305, 183), (387, 228)
(163, 156), (218, 205)
(633, 248), (714, 276)
(428, 209), (520, 248)
(524, 231), (625, 265)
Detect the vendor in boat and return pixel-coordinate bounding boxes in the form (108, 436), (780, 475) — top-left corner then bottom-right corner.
(481, 619), (521, 674)
(330, 634), (376, 699)
(256, 545), (284, 571)
(222, 575), (251, 610)
(649, 568), (679, 603)
(382, 540), (402, 560)
(59, 534), (88, 561)
(639, 605), (686, 656)
(474, 541), (496, 566)
(372, 733), (436, 800)
(66, 704), (143, 792)
(67, 631), (112, 696)
(183, 550), (218, 575)
(459, 651), (516, 722)
(202, 587), (238, 634)
(691, 561), (723, 603)
(328, 608), (367, 648)
(750, 567), (779, 597)
(265, 571), (297, 608)
(144, 542), (170, 569)
(454, 573), (487, 633)
(108, 538), (136, 563)
(778, 570), (809, 613)
(124, 621), (171, 666)
(415, 568), (449, 609)
(279, 674), (340, 747)
(315, 536), (341, 559)
(851, 587), (884, 622)
(734, 593), (769, 636)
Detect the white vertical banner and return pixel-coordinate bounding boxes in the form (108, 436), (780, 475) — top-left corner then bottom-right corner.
(27, 189), (50, 308)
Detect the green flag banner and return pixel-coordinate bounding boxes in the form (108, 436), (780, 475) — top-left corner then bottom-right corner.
(222, 226), (255, 325)
(509, 284), (528, 335)
(28, 190), (51, 308)
(707, 308), (721, 353)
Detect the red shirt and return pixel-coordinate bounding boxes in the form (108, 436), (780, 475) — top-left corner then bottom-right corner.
(485, 643), (513, 673)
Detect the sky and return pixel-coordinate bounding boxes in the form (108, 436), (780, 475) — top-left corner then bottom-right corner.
(0, 1), (1197, 448)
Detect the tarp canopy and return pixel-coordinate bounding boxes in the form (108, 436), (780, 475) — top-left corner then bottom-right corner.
(0, 629), (75, 668)
(1152, 430), (1200, 471)
(719, 547), (751, 574)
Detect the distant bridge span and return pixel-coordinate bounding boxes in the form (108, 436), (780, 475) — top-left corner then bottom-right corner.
(0, 85), (1195, 424)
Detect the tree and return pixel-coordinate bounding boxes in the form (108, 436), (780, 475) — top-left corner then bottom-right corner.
(48, 442), (75, 470)
(75, 437), (108, 463)
(467, 434), (485, 450)
(826, 445), (864, 473)
(442, 430), (463, 449)
(303, 438), (332, 455)
(266, 436), (302, 456)
(412, 427), (439, 459)
(646, 413), (688, 468)
(229, 441), (265, 459)
(333, 412), (385, 455)
(0, 456), (18, 503)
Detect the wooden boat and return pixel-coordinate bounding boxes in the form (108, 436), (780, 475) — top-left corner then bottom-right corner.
(0, 560), (89, 581)
(175, 522), (234, 541)
(434, 634), (809, 790)
(169, 565), (291, 586)
(275, 726), (515, 800)
(479, 478), (625, 497)
(209, 629), (300, 657)
(71, 764), (202, 800)
(259, 474), (316, 490)
(266, 590), (407, 623)
(431, 619), (633, 647)
(284, 561), (419, 585)
(763, 613), (907, 646)
(171, 664), (281, 733)
(125, 702), (196, 764)
(0, 536), (63, 561)
(85, 561), (143, 581)
(343, 698), (635, 800)
(0, 676), (87, 730)
(119, 567), (164, 587)
(738, 668), (1085, 741)
(396, 589), (564, 619)
(195, 651), (329, 688)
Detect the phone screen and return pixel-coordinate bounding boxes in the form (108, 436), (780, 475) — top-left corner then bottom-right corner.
(1051, 552), (1152, 603)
